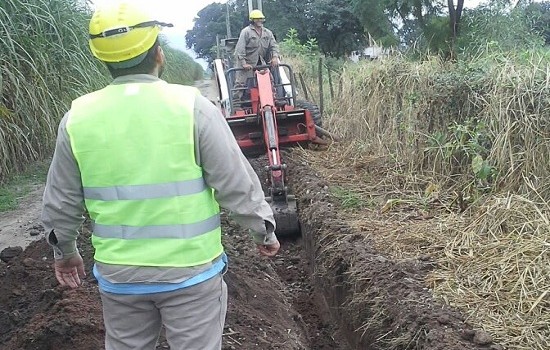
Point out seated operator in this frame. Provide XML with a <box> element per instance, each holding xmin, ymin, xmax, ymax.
<box><xmin>234</xmin><ymin>9</ymin><xmax>279</xmax><ymax>101</ymax></box>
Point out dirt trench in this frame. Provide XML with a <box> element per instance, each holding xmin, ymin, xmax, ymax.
<box><xmin>0</xmin><ymin>165</ymin><xmax>347</xmax><ymax>350</ymax></box>
<box><xmin>0</xmin><ymin>80</ymin><xmax>503</xmax><ymax>350</ymax></box>
<box><xmin>0</xmin><ymin>151</ymin><xmax>502</xmax><ymax>350</ymax></box>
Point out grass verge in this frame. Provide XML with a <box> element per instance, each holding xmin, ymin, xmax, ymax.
<box><xmin>0</xmin><ymin>161</ymin><xmax>48</xmax><ymax>212</ymax></box>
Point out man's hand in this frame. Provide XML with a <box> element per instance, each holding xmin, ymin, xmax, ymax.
<box><xmin>54</xmin><ymin>253</ymin><xmax>86</xmax><ymax>289</ymax></box>
<box><xmin>257</xmin><ymin>239</ymin><xmax>280</xmax><ymax>257</ymax></box>
<box><xmin>243</xmin><ymin>63</ymin><xmax>253</xmax><ymax>71</ymax></box>
<box><xmin>270</xmin><ymin>57</ymin><xmax>280</xmax><ymax>67</ymax></box>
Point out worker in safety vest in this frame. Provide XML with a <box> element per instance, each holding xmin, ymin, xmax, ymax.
<box><xmin>41</xmin><ymin>2</ymin><xmax>280</xmax><ymax>349</ymax></box>
<box><xmin>234</xmin><ymin>9</ymin><xmax>280</xmax><ymax>100</ymax></box>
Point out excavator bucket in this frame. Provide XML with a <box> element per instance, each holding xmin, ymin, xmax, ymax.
<box><xmin>267</xmin><ymin>195</ymin><xmax>300</xmax><ymax>236</ymax></box>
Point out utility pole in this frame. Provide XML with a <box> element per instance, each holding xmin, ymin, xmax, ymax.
<box><xmin>247</xmin><ymin>0</ymin><xmax>262</xmax><ymax>13</ymax></box>
<box><xmin>226</xmin><ymin>1</ymin><xmax>232</xmax><ymax>38</ymax></box>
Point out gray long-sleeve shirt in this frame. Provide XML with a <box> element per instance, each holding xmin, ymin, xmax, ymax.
<box><xmin>42</xmin><ymin>74</ymin><xmax>276</xmax><ymax>283</ymax></box>
<box><xmin>235</xmin><ymin>25</ymin><xmax>279</xmax><ymax>67</ymax></box>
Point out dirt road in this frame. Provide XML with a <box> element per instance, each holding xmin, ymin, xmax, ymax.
<box><xmin>0</xmin><ymin>185</ymin><xmax>43</xmax><ymax>254</ymax></box>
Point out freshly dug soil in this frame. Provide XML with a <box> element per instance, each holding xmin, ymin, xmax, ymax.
<box><xmin>0</xmin><ymin>217</ymin><xmax>345</xmax><ymax>350</ymax></box>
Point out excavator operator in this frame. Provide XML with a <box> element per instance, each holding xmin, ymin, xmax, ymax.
<box><xmin>233</xmin><ymin>10</ymin><xmax>280</xmax><ymax>101</ymax></box>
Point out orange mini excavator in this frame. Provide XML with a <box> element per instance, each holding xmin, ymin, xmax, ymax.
<box><xmin>212</xmin><ymin>1</ymin><xmax>325</xmax><ymax>236</ymax></box>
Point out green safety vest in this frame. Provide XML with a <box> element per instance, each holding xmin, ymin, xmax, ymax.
<box><xmin>66</xmin><ymin>80</ymin><xmax>223</xmax><ymax>267</ymax></box>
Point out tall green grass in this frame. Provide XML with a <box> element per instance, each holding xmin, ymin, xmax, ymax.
<box><xmin>0</xmin><ymin>0</ymin><xmax>204</xmax><ymax>184</ymax></box>
<box><xmin>0</xmin><ymin>0</ymin><xmax>106</xmax><ymax>182</ymax></box>
<box><xmin>161</xmin><ymin>39</ymin><xmax>204</xmax><ymax>85</ymax></box>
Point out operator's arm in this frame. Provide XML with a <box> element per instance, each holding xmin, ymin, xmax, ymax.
<box><xmin>42</xmin><ymin>113</ymin><xmax>86</xmax><ymax>259</ymax></box>
<box><xmin>194</xmin><ymin>95</ymin><xmax>277</xmax><ymax>245</ymax></box>
<box><xmin>235</xmin><ymin>28</ymin><xmax>249</xmax><ymax>67</ymax></box>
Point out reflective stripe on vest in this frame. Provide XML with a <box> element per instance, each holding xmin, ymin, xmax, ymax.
<box><xmin>93</xmin><ymin>213</ymin><xmax>220</xmax><ymax>239</ymax></box>
<box><xmin>83</xmin><ymin>178</ymin><xmax>207</xmax><ymax>201</ymax></box>
<box><xmin>67</xmin><ymin>81</ymin><xmax>223</xmax><ymax>267</ymax></box>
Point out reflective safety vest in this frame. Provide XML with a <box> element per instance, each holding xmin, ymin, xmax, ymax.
<box><xmin>66</xmin><ymin>81</ymin><xmax>223</xmax><ymax>267</ymax></box>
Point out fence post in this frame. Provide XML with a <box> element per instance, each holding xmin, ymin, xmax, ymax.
<box><xmin>327</xmin><ymin>66</ymin><xmax>334</xmax><ymax>101</ymax></box>
<box><xmin>299</xmin><ymin>73</ymin><xmax>309</xmax><ymax>101</ymax></box>
<box><xmin>318</xmin><ymin>56</ymin><xmax>324</xmax><ymax>118</ymax></box>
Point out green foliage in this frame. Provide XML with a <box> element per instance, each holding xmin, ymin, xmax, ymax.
<box><xmin>458</xmin><ymin>3</ymin><xmax>545</xmax><ymax>55</ymax></box>
<box><xmin>260</xmin><ymin>0</ymin><xmax>313</xmax><ymax>44</ymax></box>
<box><xmin>426</xmin><ymin>118</ymin><xmax>495</xmax><ymax>181</ymax></box>
<box><xmin>0</xmin><ymin>0</ymin><xmax>108</xmax><ymax>183</ymax></box>
<box><xmin>525</xmin><ymin>1</ymin><xmax>550</xmax><ymax>45</ymax></box>
<box><xmin>0</xmin><ymin>0</ymin><xmax>203</xmax><ymax>184</ymax></box>
<box><xmin>331</xmin><ymin>186</ymin><xmax>371</xmax><ymax>209</ymax></box>
<box><xmin>422</xmin><ymin>16</ymin><xmax>453</xmax><ymax>55</ymax></box>
<box><xmin>187</xmin><ymin>0</ymin><xmax>365</xmax><ymax>62</ymax></box>
<box><xmin>351</xmin><ymin>0</ymin><xmax>399</xmax><ymax>46</ymax></box>
<box><xmin>280</xmin><ymin>29</ymin><xmax>319</xmax><ymax>58</ymax></box>
<box><xmin>308</xmin><ymin>0</ymin><xmax>365</xmax><ymax>57</ymax></box>
<box><xmin>351</xmin><ymin>0</ymin><xmax>443</xmax><ymax>47</ymax></box>
<box><xmin>0</xmin><ymin>161</ymin><xmax>48</xmax><ymax>212</ymax></box>
<box><xmin>160</xmin><ymin>37</ymin><xmax>204</xmax><ymax>85</ymax></box>
<box><xmin>185</xmin><ymin>3</ymin><xmax>228</xmax><ymax>61</ymax></box>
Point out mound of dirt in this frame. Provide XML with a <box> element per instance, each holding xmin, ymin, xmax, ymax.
<box><xmin>0</xmin><ymin>214</ymin><xmax>344</xmax><ymax>350</ymax></box>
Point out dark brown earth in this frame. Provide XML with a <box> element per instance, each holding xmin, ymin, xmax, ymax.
<box><xmin>0</xmin><ymin>216</ymin><xmax>346</xmax><ymax>350</ymax></box>
<box><xmin>0</xmin><ymin>147</ymin><xmax>503</xmax><ymax>350</ymax></box>
<box><xmin>0</xmin><ymin>152</ymin><xmax>346</xmax><ymax>350</ymax></box>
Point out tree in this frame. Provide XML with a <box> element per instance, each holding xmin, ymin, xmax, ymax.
<box><xmin>185</xmin><ymin>0</ymin><xmax>312</xmax><ymax>62</ymax></box>
<box><xmin>351</xmin><ymin>0</ymin><xmax>400</xmax><ymax>46</ymax></box>
<box><xmin>457</xmin><ymin>1</ymin><xmax>545</xmax><ymax>53</ymax></box>
<box><xmin>186</xmin><ymin>0</ymin><xmax>369</xmax><ymax>61</ymax></box>
<box><xmin>261</xmin><ymin>0</ymin><xmax>314</xmax><ymax>43</ymax></box>
<box><xmin>448</xmin><ymin>0</ymin><xmax>465</xmax><ymax>45</ymax></box>
<box><xmin>308</xmin><ymin>0</ymin><xmax>365</xmax><ymax>56</ymax></box>
<box><xmin>525</xmin><ymin>1</ymin><xmax>550</xmax><ymax>45</ymax></box>
<box><xmin>185</xmin><ymin>3</ymin><xmax>227</xmax><ymax>61</ymax></box>
<box><xmin>351</xmin><ymin>0</ymin><xmax>443</xmax><ymax>47</ymax></box>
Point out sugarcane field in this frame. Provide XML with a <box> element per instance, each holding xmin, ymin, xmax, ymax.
<box><xmin>1</xmin><ymin>0</ymin><xmax>549</xmax><ymax>349</ymax></box>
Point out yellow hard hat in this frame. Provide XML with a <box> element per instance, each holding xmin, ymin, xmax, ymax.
<box><xmin>89</xmin><ymin>2</ymin><xmax>173</xmax><ymax>67</ymax></box>
<box><xmin>249</xmin><ymin>9</ymin><xmax>265</xmax><ymax>20</ymax></box>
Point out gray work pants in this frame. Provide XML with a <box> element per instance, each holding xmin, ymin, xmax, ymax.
<box><xmin>99</xmin><ymin>274</ymin><xmax>228</xmax><ymax>350</ymax></box>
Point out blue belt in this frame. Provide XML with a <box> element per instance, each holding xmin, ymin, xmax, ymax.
<box><xmin>93</xmin><ymin>253</ymin><xmax>228</xmax><ymax>295</ymax></box>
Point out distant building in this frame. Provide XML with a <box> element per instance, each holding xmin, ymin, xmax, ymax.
<box><xmin>349</xmin><ymin>46</ymin><xmax>389</xmax><ymax>62</ymax></box>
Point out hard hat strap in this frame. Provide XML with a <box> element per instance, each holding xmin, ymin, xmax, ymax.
<box><xmin>90</xmin><ymin>21</ymin><xmax>173</xmax><ymax>39</ymax></box>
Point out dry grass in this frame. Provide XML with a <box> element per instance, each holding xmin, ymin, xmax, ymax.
<box><xmin>293</xmin><ymin>140</ymin><xmax>550</xmax><ymax>349</ymax></box>
<box><xmin>287</xmin><ymin>48</ymin><xmax>550</xmax><ymax>347</ymax></box>
<box><xmin>292</xmin><ymin>51</ymin><xmax>550</xmax><ymax>347</ymax></box>
<box><xmin>430</xmin><ymin>195</ymin><xmax>550</xmax><ymax>349</ymax></box>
